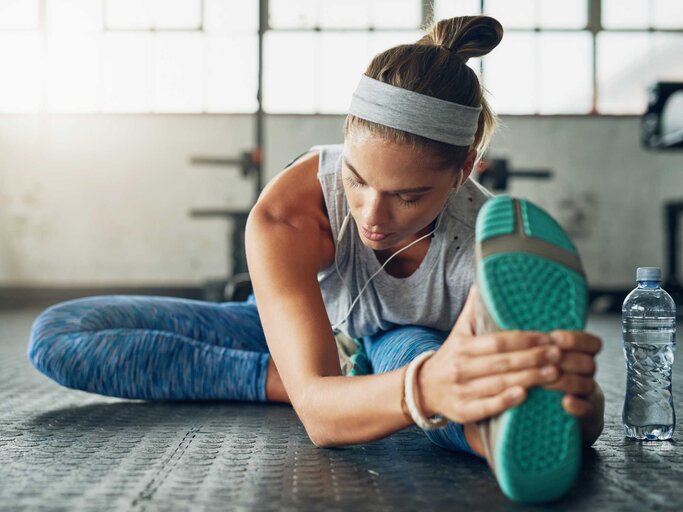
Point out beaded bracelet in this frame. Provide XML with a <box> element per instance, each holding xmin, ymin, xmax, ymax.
<box><xmin>403</xmin><ymin>350</ymin><xmax>448</xmax><ymax>430</ymax></box>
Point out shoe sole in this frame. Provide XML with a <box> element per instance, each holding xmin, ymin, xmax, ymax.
<box><xmin>475</xmin><ymin>195</ymin><xmax>588</xmax><ymax>503</ymax></box>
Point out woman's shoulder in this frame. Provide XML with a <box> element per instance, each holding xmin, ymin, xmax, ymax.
<box><xmin>256</xmin><ymin>149</ymin><xmax>324</xmax><ymax>222</ymax></box>
<box><xmin>251</xmin><ymin>148</ymin><xmax>336</xmax><ymax>268</ymax></box>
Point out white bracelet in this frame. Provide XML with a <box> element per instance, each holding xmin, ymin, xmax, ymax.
<box><xmin>404</xmin><ymin>350</ymin><xmax>448</xmax><ymax>430</ymax></box>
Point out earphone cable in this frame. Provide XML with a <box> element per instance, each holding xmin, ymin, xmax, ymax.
<box><xmin>331</xmin><ymin>211</ymin><xmax>443</xmax><ymax>331</ymax></box>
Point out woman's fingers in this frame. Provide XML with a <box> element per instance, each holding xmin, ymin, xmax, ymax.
<box><xmin>435</xmin><ymin>329</ymin><xmax>602</xmax><ymax>424</ymax></box>
<box><xmin>543</xmin><ymin>373</ymin><xmax>596</xmax><ymax>397</ymax></box>
<box><xmin>460</xmin><ymin>365</ymin><xmax>560</xmax><ymax>399</ymax></box>
<box><xmin>550</xmin><ymin>330</ymin><xmax>602</xmax><ymax>355</ymax></box>
<box><xmin>559</xmin><ymin>351</ymin><xmax>596</xmax><ymax>376</ymax></box>
<box><xmin>453</xmin><ymin>345</ymin><xmax>561</xmax><ymax>381</ymax></box>
<box><xmin>457</xmin><ymin>330</ymin><xmax>551</xmax><ymax>357</ymax></box>
<box><xmin>562</xmin><ymin>394</ymin><xmax>593</xmax><ymax>418</ymax></box>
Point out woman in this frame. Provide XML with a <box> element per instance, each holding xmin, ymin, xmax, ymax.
<box><xmin>28</xmin><ymin>16</ymin><xmax>604</xmax><ymax>504</ymax></box>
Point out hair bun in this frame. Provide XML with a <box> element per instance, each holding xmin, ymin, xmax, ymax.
<box><xmin>426</xmin><ymin>16</ymin><xmax>503</xmax><ymax>62</ymax></box>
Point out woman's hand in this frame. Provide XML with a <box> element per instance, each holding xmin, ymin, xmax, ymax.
<box><xmin>418</xmin><ymin>284</ymin><xmax>604</xmax><ymax>434</ymax></box>
<box><xmin>419</xmin><ymin>284</ymin><xmax>558</xmax><ymax>424</ymax></box>
<box><xmin>417</xmin><ymin>329</ymin><xmax>562</xmax><ymax>424</ymax></box>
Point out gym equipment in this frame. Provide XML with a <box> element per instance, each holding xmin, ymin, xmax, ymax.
<box><xmin>642</xmin><ymin>82</ymin><xmax>683</xmax><ymax>149</ymax></box>
<box><xmin>475</xmin><ymin>158</ymin><xmax>552</xmax><ymax>191</ymax></box>
<box><xmin>188</xmin><ymin>3</ymin><xmax>268</xmax><ymax>302</ymax></box>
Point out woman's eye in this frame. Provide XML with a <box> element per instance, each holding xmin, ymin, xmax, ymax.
<box><xmin>343</xmin><ymin>176</ymin><xmax>365</xmax><ymax>188</ymax></box>
<box><xmin>344</xmin><ymin>175</ymin><xmax>420</xmax><ymax>207</ymax></box>
<box><xmin>398</xmin><ymin>195</ymin><xmax>421</xmax><ymax>207</ymax></box>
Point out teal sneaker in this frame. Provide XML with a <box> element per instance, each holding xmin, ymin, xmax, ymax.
<box><xmin>473</xmin><ymin>194</ymin><xmax>588</xmax><ymax>503</ymax></box>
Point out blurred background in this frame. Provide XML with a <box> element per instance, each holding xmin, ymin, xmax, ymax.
<box><xmin>0</xmin><ymin>0</ymin><xmax>682</xmax><ymax>311</ymax></box>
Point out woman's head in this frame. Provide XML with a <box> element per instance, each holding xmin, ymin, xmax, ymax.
<box><xmin>345</xmin><ymin>15</ymin><xmax>503</xmax><ymax>170</ymax></box>
<box><xmin>342</xmin><ymin>15</ymin><xmax>503</xmax><ymax>250</ymax></box>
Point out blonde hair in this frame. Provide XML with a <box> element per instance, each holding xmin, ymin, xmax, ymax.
<box><xmin>343</xmin><ymin>15</ymin><xmax>504</xmax><ymax>170</ymax></box>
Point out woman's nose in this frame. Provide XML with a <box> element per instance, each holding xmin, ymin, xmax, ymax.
<box><xmin>360</xmin><ymin>193</ymin><xmax>388</xmax><ymax>227</ymax></box>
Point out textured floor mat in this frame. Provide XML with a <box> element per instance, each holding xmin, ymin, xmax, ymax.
<box><xmin>1</xmin><ymin>308</ymin><xmax>682</xmax><ymax>511</ymax></box>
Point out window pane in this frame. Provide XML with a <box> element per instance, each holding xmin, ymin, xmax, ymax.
<box><xmin>538</xmin><ymin>0</ymin><xmax>587</xmax><ymax>29</ymax></box>
<box><xmin>597</xmin><ymin>32</ymin><xmax>683</xmax><ymax>114</ymax></box>
<box><xmin>151</xmin><ymin>0</ymin><xmax>201</xmax><ymax>30</ymax></box>
<box><xmin>204</xmin><ymin>0</ymin><xmax>258</xmax><ymax>33</ymax></box>
<box><xmin>650</xmin><ymin>32</ymin><xmax>683</xmax><ymax>109</ymax></box>
<box><xmin>597</xmin><ymin>32</ymin><xmax>649</xmax><ymax>113</ymax></box>
<box><xmin>652</xmin><ymin>33</ymin><xmax>683</xmax><ymax>81</ymax></box>
<box><xmin>434</xmin><ymin>0</ymin><xmax>482</xmax><ymax>19</ymax></box>
<box><xmin>205</xmin><ymin>34</ymin><xmax>258</xmax><ymax>112</ymax></box>
<box><xmin>46</xmin><ymin>35</ymin><xmax>100</xmax><ymax>112</ymax></box>
<box><xmin>538</xmin><ymin>32</ymin><xmax>592</xmax><ymax>113</ymax></box>
<box><xmin>269</xmin><ymin>0</ymin><xmax>317</xmax><ymax>29</ymax></box>
<box><xmin>370</xmin><ymin>0</ymin><xmax>421</xmax><ymax>29</ymax></box>
<box><xmin>263</xmin><ymin>32</ymin><xmax>319</xmax><ymax>113</ymax></box>
<box><xmin>485</xmin><ymin>0</ymin><xmax>536</xmax><ymax>29</ymax></box>
<box><xmin>602</xmin><ymin>0</ymin><xmax>649</xmax><ymax>29</ymax></box>
<box><xmin>653</xmin><ymin>0</ymin><xmax>683</xmax><ymax>29</ymax></box>
<box><xmin>154</xmin><ymin>33</ymin><xmax>203</xmax><ymax>112</ymax></box>
<box><xmin>483</xmin><ymin>32</ymin><xmax>536</xmax><ymax>114</ymax></box>
<box><xmin>602</xmin><ymin>0</ymin><xmax>683</xmax><ymax>29</ymax></box>
<box><xmin>0</xmin><ymin>0</ymin><xmax>39</xmax><ymax>29</ymax></box>
<box><xmin>102</xmin><ymin>32</ymin><xmax>153</xmax><ymax>112</ymax></box>
<box><xmin>319</xmin><ymin>33</ymin><xmax>370</xmax><ymax>113</ymax></box>
<box><xmin>47</xmin><ymin>0</ymin><xmax>102</xmax><ymax>32</ymax></box>
<box><xmin>0</xmin><ymin>33</ymin><xmax>42</xmax><ymax>112</ymax></box>
<box><xmin>105</xmin><ymin>0</ymin><xmax>152</xmax><ymax>29</ymax></box>
<box><xmin>319</xmin><ymin>0</ymin><xmax>370</xmax><ymax>29</ymax></box>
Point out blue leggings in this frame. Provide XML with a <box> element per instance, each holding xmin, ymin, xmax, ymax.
<box><xmin>27</xmin><ymin>294</ymin><xmax>478</xmax><ymax>456</ymax></box>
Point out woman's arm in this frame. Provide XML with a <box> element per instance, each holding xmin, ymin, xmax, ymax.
<box><xmin>245</xmin><ymin>154</ymin><xmax>416</xmax><ymax>447</ymax></box>
<box><xmin>246</xmin><ymin>202</ymin><xmax>415</xmax><ymax>447</ymax></box>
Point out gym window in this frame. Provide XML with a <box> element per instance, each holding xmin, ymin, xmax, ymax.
<box><xmin>0</xmin><ymin>0</ymin><xmax>258</xmax><ymax>113</ymax></box>
<box><xmin>0</xmin><ymin>0</ymin><xmax>680</xmax><ymax>115</ymax></box>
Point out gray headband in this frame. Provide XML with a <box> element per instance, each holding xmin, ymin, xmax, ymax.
<box><xmin>348</xmin><ymin>74</ymin><xmax>482</xmax><ymax>146</ymax></box>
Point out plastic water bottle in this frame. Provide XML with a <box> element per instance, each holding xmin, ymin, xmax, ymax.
<box><xmin>622</xmin><ymin>267</ymin><xmax>676</xmax><ymax>440</ymax></box>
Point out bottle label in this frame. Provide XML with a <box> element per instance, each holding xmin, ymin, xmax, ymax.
<box><xmin>623</xmin><ymin>331</ymin><xmax>675</xmax><ymax>345</ymax></box>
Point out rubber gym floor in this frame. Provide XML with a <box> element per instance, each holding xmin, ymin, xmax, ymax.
<box><xmin>1</xmin><ymin>305</ymin><xmax>681</xmax><ymax>511</ymax></box>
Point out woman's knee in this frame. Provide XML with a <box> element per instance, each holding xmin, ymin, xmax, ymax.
<box><xmin>27</xmin><ymin>296</ymin><xmax>112</xmax><ymax>381</ymax></box>
<box><xmin>363</xmin><ymin>325</ymin><xmax>448</xmax><ymax>373</ymax></box>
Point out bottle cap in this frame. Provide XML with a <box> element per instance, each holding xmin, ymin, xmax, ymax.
<box><xmin>637</xmin><ymin>267</ymin><xmax>661</xmax><ymax>281</ymax></box>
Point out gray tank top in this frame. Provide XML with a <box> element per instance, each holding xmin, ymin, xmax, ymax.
<box><xmin>312</xmin><ymin>143</ymin><xmax>493</xmax><ymax>339</ymax></box>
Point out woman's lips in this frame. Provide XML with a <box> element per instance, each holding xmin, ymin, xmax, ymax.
<box><xmin>361</xmin><ymin>226</ymin><xmax>391</xmax><ymax>241</ymax></box>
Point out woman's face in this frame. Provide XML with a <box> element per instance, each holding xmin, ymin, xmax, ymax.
<box><xmin>342</xmin><ymin>130</ymin><xmax>475</xmax><ymax>252</ymax></box>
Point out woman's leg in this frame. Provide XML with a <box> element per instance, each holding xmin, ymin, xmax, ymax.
<box><xmin>27</xmin><ymin>294</ymin><xmax>271</xmax><ymax>402</ymax></box>
<box><xmin>362</xmin><ymin>325</ymin><xmax>484</xmax><ymax>458</ymax></box>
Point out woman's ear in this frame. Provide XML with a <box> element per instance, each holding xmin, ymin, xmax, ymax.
<box><xmin>462</xmin><ymin>149</ymin><xmax>478</xmax><ymax>180</ymax></box>
<box><xmin>454</xmin><ymin>149</ymin><xmax>478</xmax><ymax>188</ymax></box>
